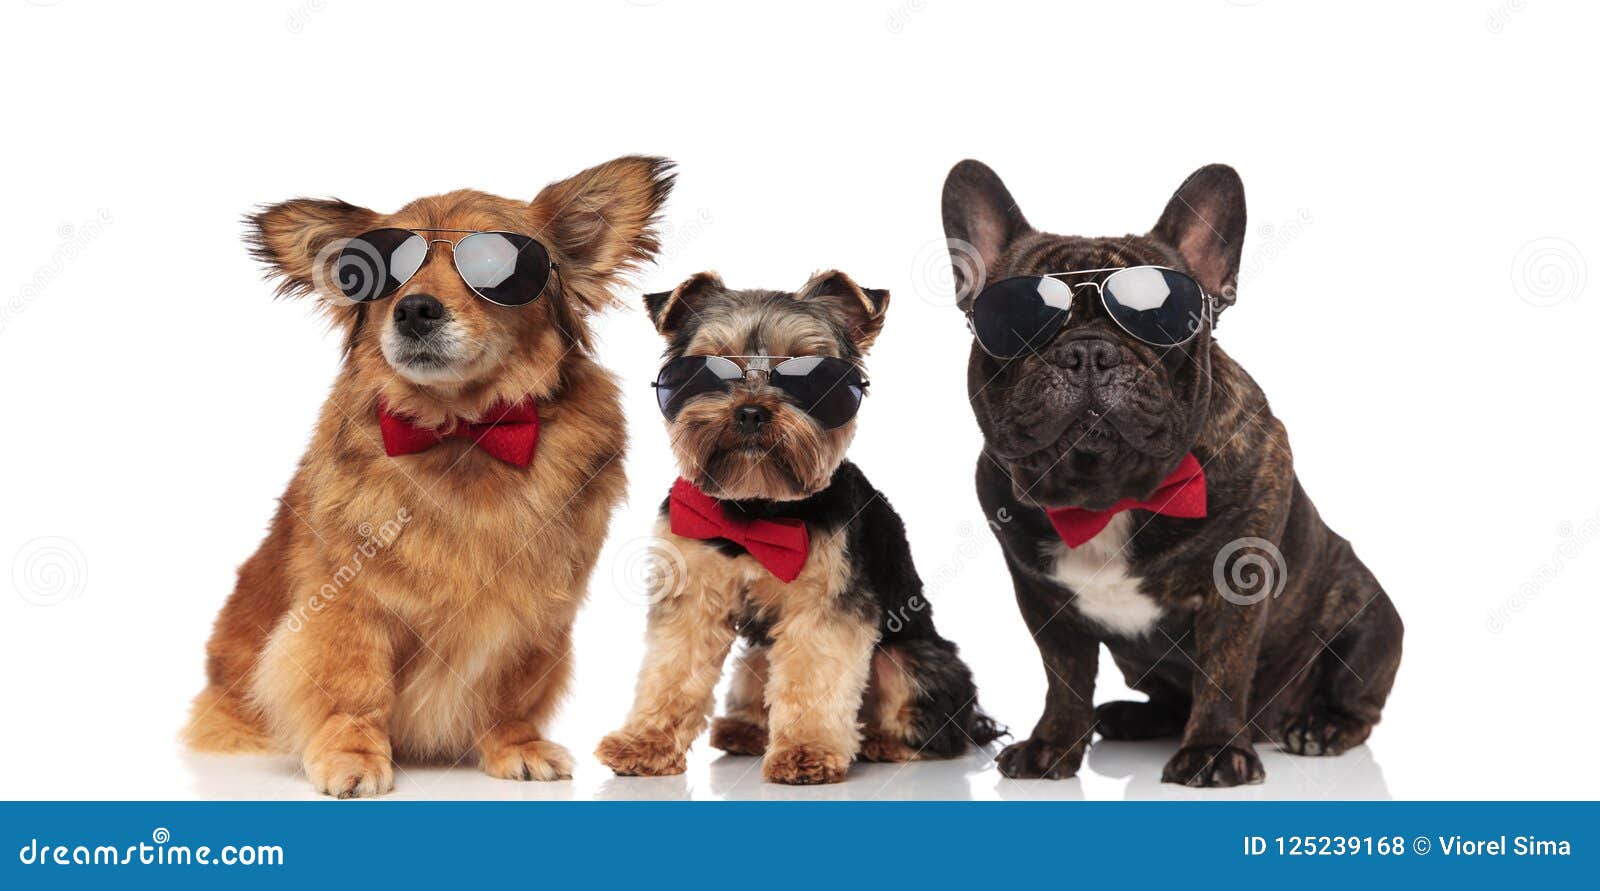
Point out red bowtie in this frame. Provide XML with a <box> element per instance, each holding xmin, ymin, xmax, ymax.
<box><xmin>378</xmin><ymin>399</ymin><xmax>540</xmax><ymax>467</ymax></box>
<box><xmin>668</xmin><ymin>478</ymin><xmax>810</xmax><ymax>583</ymax></box>
<box><xmin>1045</xmin><ymin>453</ymin><xmax>1207</xmax><ymax>547</ymax></box>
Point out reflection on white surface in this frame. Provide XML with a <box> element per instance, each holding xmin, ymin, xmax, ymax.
<box><xmin>176</xmin><ymin>739</ymin><xmax>1390</xmax><ymax>801</ymax></box>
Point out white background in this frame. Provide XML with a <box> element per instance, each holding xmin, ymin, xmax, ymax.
<box><xmin>2</xmin><ymin>0</ymin><xmax>1596</xmax><ymax>801</ymax></box>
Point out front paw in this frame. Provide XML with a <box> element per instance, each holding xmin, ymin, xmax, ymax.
<box><xmin>709</xmin><ymin>717</ymin><xmax>768</xmax><ymax>756</ymax></box>
<box><xmin>1280</xmin><ymin>711</ymin><xmax>1371</xmax><ymax>757</ymax></box>
<box><xmin>763</xmin><ymin>744</ymin><xmax>850</xmax><ymax>785</ymax></box>
<box><xmin>996</xmin><ymin>736</ymin><xmax>1085</xmax><ymax>779</ymax></box>
<box><xmin>1095</xmin><ymin>700</ymin><xmax>1186</xmax><ymax>740</ymax></box>
<box><xmin>481</xmin><ymin>739</ymin><xmax>574</xmax><ymax>781</ymax></box>
<box><xmin>1161</xmin><ymin>744</ymin><xmax>1265</xmax><ymax>787</ymax></box>
<box><xmin>596</xmin><ymin>729</ymin><xmax>687</xmax><ymax>777</ymax></box>
<box><xmin>304</xmin><ymin>748</ymin><xmax>394</xmax><ymax>798</ymax></box>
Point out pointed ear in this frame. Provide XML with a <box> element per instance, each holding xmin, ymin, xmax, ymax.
<box><xmin>645</xmin><ymin>271</ymin><xmax>724</xmax><ymax>334</ymax></box>
<box><xmin>245</xmin><ymin>198</ymin><xmax>379</xmax><ymax>302</ymax></box>
<box><xmin>941</xmin><ymin>160</ymin><xmax>1031</xmax><ymax>307</ymax></box>
<box><xmin>1150</xmin><ymin>164</ymin><xmax>1247</xmax><ymax>312</ymax></box>
<box><xmin>797</xmin><ymin>270</ymin><xmax>890</xmax><ymax>352</ymax></box>
<box><xmin>529</xmin><ymin>155</ymin><xmax>676</xmax><ymax>311</ymax></box>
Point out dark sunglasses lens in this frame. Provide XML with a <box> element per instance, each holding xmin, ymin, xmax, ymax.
<box><xmin>455</xmin><ymin>232</ymin><xmax>551</xmax><ymax>306</ymax></box>
<box><xmin>971</xmin><ymin>277</ymin><xmax>1075</xmax><ymax>357</ymax></box>
<box><xmin>336</xmin><ymin>229</ymin><xmax>425</xmax><ymax>302</ymax></box>
<box><xmin>655</xmin><ymin>356</ymin><xmax>742</xmax><ymax>419</ymax></box>
<box><xmin>771</xmin><ymin>357</ymin><xmax>866</xmax><ymax>428</ymax></box>
<box><xmin>1101</xmin><ymin>267</ymin><xmax>1207</xmax><ymax>346</ymax></box>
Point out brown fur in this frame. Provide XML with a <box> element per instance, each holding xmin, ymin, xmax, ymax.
<box><xmin>185</xmin><ymin>156</ymin><xmax>674</xmax><ymax>797</ymax></box>
<box><xmin>659</xmin><ymin>270</ymin><xmax>875</xmax><ymax>501</ymax></box>
<box><xmin>599</xmin><ymin>271</ymin><xmax>982</xmax><ymax>786</ymax></box>
<box><xmin>597</xmin><ymin>519</ymin><xmax>881</xmax><ymax>784</ymax></box>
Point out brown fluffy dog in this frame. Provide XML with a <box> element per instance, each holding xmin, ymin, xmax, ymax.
<box><xmin>185</xmin><ymin>156</ymin><xmax>674</xmax><ymax>797</ymax></box>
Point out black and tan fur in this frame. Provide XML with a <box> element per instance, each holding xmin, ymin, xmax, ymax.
<box><xmin>943</xmin><ymin>161</ymin><xmax>1403</xmax><ymax>786</ymax></box>
<box><xmin>596</xmin><ymin>271</ymin><xmax>1002</xmax><ymax>784</ymax></box>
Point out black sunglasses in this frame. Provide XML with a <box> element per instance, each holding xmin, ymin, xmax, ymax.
<box><xmin>652</xmin><ymin>355</ymin><xmax>869</xmax><ymax>430</ymax></box>
<box><xmin>334</xmin><ymin>228</ymin><xmax>557</xmax><ymax>307</ymax></box>
<box><xmin>966</xmin><ymin>266</ymin><xmax>1215</xmax><ymax>359</ymax></box>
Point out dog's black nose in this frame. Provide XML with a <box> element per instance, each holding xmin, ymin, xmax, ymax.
<box><xmin>393</xmin><ymin>294</ymin><xmax>446</xmax><ymax>338</ymax></box>
<box><xmin>734</xmin><ymin>405</ymin><xmax>771</xmax><ymax>435</ymax></box>
<box><xmin>1060</xmin><ymin>337</ymin><xmax>1122</xmax><ymax>373</ymax></box>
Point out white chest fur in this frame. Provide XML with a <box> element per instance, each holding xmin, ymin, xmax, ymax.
<box><xmin>1044</xmin><ymin>513</ymin><xmax>1162</xmax><ymax>637</ymax></box>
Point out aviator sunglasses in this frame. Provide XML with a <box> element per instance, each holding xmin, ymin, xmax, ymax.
<box><xmin>967</xmin><ymin>266</ymin><xmax>1217</xmax><ymax>359</ymax></box>
<box><xmin>653</xmin><ymin>355</ymin><xmax>869</xmax><ymax>430</ymax></box>
<box><xmin>334</xmin><ymin>228</ymin><xmax>557</xmax><ymax>307</ymax></box>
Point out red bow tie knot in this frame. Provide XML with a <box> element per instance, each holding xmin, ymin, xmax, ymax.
<box><xmin>378</xmin><ymin>399</ymin><xmax>540</xmax><ymax>467</ymax></box>
<box><xmin>668</xmin><ymin>478</ymin><xmax>810</xmax><ymax>582</ymax></box>
<box><xmin>1045</xmin><ymin>453</ymin><xmax>1208</xmax><ymax>548</ymax></box>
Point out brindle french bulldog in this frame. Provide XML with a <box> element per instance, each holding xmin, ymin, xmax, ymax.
<box><xmin>941</xmin><ymin>161</ymin><xmax>1403</xmax><ymax>786</ymax></box>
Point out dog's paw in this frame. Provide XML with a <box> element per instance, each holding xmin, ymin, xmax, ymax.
<box><xmin>858</xmin><ymin>734</ymin><xmax>921</xmax><ymax>763</ymax></box>
<box><xmin>481</xmin><ymin>739</ymin><xmax>574</xmax><ymax>781</ymax></box>
<box><xmin>596</xmin><ymin>729</ymin><xmax>687</xmax><ymax>777</ymax></box>
<box><xmin>763</xmin><ymin>744</ymin><xmax>850</xmax><ymax>785</ymax></box>
<box><xmin>1094</xmin><ymin>700</ymin><xmax>1186</xmax><ymax>740</ymax></box>
<box><xmin>996</xmin><ymin>736</ymin><xmax>1084</xmax><ymax>779</ymax></box>
<box><xmin>709</xmin><ymin>717</ymin><xmax>768</xmax><ymax>756</ymax></box>
<box><xmin>304</xmin><ymin>748</ymin><xmax>395</xmax><ymax>799</ymax></box>
<box><xmin>1280</xmin><ymin>711</ymin><xmax>1371</xmax><ymax>757</ymax></box>
<box><xmin>1161</xmin><ymin>744</ymin><xmax>1265</xmax><ymax>787</ymax></box>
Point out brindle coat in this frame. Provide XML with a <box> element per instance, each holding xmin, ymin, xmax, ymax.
<box><xmin>942</xmin><ymin>161</ymin><xmax>1402</xmax><ymax>786</ymax></box>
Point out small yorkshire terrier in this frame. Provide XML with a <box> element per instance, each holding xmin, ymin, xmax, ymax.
<box><xmin>597</xmin><ymin>270</ymin><xmax>1002</xmax><ymax>784</ymax></box>
<box><xmin>185</xmin><ymin>156</ymin><xmax>674</xmax><ymax>797</ymax></box>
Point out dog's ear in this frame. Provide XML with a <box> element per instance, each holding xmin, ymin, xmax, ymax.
<box><xmin>645</xmin><ymin>271</ymin><xmax>723</xmax><ymax>334</ymax></box>
<box><xmin>942</xmin><ymin>160</ymin><xmax>1032</xmax><ymax>308</ymax></box>
<box><xmin>529</xmin><ymin>155</ymin><xmax>676</xmax><ymax>312</ymax></box>
<box><xmin>797</xmin><ymin>270</ymin><xmax>889</xmax><ymax>352</ymax></box>
<box><xmin>246</xmin><ymin>198</ymin><xmax>379</xmax><ymax>305</ymax></box>
<box><xmin>1150</xmin><ymin>164</ymin><xmax>1247</xmax><ymax>313</ymax></box>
